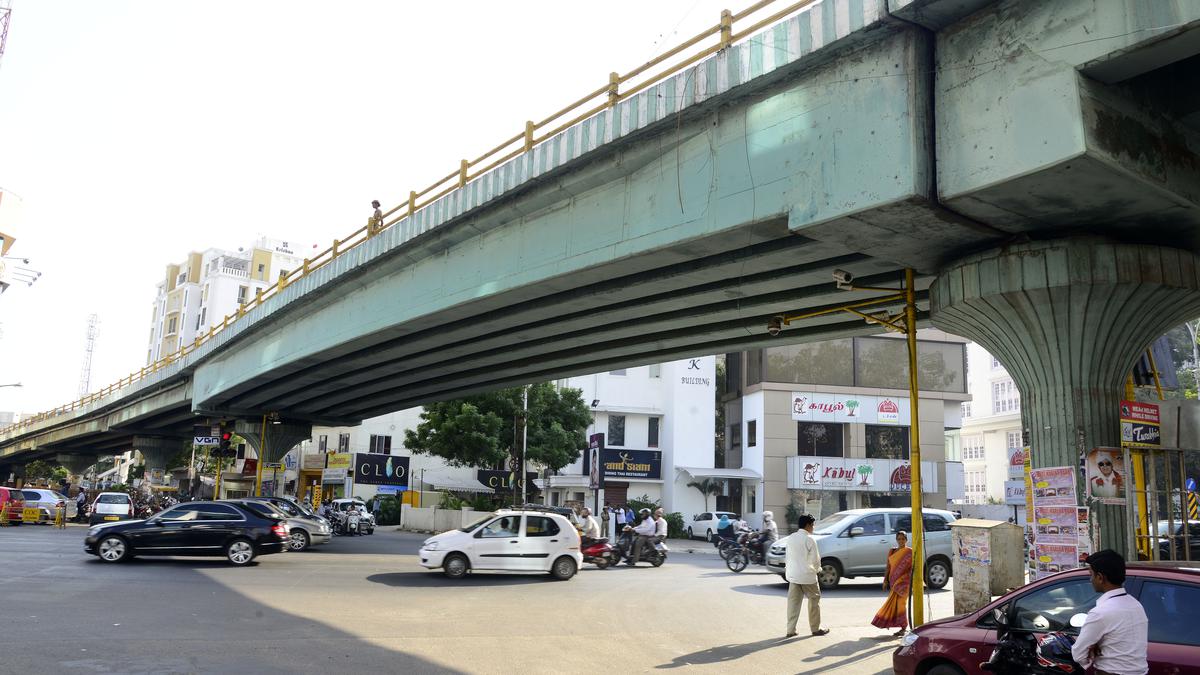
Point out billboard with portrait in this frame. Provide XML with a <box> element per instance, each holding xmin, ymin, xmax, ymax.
<box><xmin>1084</xmin><ymin>447</ymin><xmax>1125</xmax><ymax>505</ymax></box>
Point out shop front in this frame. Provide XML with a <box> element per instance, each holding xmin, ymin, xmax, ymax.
<box><xmin>786</xmin><ymin>456</ymin><xmax>939</xmax><ymax>519</ymax></box>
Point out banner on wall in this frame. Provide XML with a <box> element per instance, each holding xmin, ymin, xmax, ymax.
<box><xmin>1120</xmin><ymin>400</ymin><xmax>1160</xmax><ymax>448</ymax></box>
<box><xmin>790</xmin><ymin>392</ymin><xmax>911</xmax><ymax>425</ymax></box>
<box><xmin>786</xmin><ymin>456</ymin><xmax>937</xmax><ymax>493</ymax></box>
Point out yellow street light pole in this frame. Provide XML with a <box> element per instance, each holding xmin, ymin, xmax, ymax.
<box><xmin>254</xmin><ymin>413</ymin><xmax>268</xmax><ymax>497</ymax></box>
<box><xmin>773</xmin><ymin>267</ymin><xmax>926</xmax><ymax>625</ymax></box>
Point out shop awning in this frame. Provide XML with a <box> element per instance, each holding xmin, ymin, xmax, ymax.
<box><xmin>677</xmin><ymin>466</ymin><xmax>762</xmax><ymax>480</ymax></box>
<box><xmin>421</xmin><ymin>475</ymin><xmax>494</xmax><ymax>494</ymax></box>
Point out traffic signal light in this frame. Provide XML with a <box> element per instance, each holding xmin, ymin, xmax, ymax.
<box><xmin>217</xmin><ymin>423</ymin><xmax>234</xmax><ymax>458</ymax></box>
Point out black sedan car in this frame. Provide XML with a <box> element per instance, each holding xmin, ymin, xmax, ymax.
<box><xmin>84</xmin><ymin>500</ymin><xmax>288</xmax><ymax>566</ymax></box>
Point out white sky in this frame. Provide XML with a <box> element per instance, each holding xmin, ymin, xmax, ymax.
<box><xmin>0</xmin><ymin>0</ymin><xmax>735</xmax><ymax>414</ymax></box>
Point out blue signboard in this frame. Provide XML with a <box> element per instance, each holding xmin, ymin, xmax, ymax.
<box><xmin>375</xmin><ymin>485</ymin><xmax>407</xmax><ymax>494</ymax></box>
<box><xmin>1187</xmin><ymin>477</ymin><xmax>1197</xmax><ymax>493</ymax></box>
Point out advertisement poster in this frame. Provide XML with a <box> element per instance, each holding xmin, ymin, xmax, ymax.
<box><xmin>954</xmin><ymin>527</ymin><xmax>991</xmax><ymax>566</ymax></box>
<box><xmin>1034</xmin><ymin>543</ymin><xmax>1079</xmax><ymax>579</ymax></box>
<box><xmin>1084</xmin><ymin>447</ymin><xmax>1126</xmax><ymax>505</ymax></box>
<box><xmin>586</xmin><ymin>433</ymin><xmax>603</xmax><ymax>489</ymax></box>
<box><xmin>1030</xmin><ymin>466</ymin><xmax>1076</xmax><ymax>506</ymax></box>
<box><xmin>1120</xmin><ymin>400</ymin><xmax>1160</xmax><ymax>448</ymax></box>
<box><xmin>1076</xmin><ymin>507</ymin><xmax>1093</xmax><ymax>561</ymax></box>
<box><xmin>1033</xmin><ymin>506</ymin><xmax>1079</xmax><ymax>544</ymax></box>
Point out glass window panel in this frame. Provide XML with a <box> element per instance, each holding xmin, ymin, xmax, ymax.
<box><xmin>797</xmin><ymin>422</ymin><xmax>844</xmax><ymax>457</ymax></box>
<box><xmin>854</xmin><ymin>338</ymin><xmax>965</xmax><ymax>393</ymax></box>
<box><xmin>745</xmin><ymin>349</ymin><xmax>763</xmax><ymax>386</ymax></box>
<box><xmin>765</xmin><ymin>340</ymin><xmax>853</xmax><ymax>385</ymax></box>
<box><xmin>608</xmin><ymin>415</ymin><xmax>626</xmax><ymax>447</ymax></box>
<box><xmin>866</xmin><ymin>425</ymin><xmax>910</xmax><ymax>460</ymax></box>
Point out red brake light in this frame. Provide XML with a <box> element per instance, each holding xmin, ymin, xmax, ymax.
<box><xmin>272</xmin><ymin>523</ymin><xmax>287</xmax><ymax>538</ymax></box>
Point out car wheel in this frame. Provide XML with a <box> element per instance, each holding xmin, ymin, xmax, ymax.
<box><xmin>726</xmin><ymin>551</ymin><xmax>749</xmax><ymax>573</ymax></box>
<box><xmin>925</xmin><ymin>557</ymin><xmax>951</xmax><ymax>590</ymax></box>
<box><xmin>926</xmin><ymin>664</ymin><xmax>965</xmax><ymax>675</ymax></box>
<box><xmin>443</xmin><ymin>553</ymin><xmax>470</xmax><ymax>579</ymax></box>
<box><xmin>225</xmin><ymin>538</ymin><xmax>256</xmax><ymax>566</ymax></box>
<box><xmin>97</xmin><ymin>535</ymin><xmax>129</xmax><ymax>563</ymax></box>
<box><xmin>551</xmin><ymin>556</ymin><xmax>577</xmax><ymax>580</ymax></box>
<box><xmin>288</xmin><ymin>529</ymin><xmax>310</xmax><ymax>552</ymax></box>
<box><xmin>706</xmin><ymin>529</ymin><xmax>713</xmax><ymax>542</ymax></box>
<box><xmin>818</xmin><ymin>558</ymin><xmax>842</xmax><ymax>589</ymax></box>
<box><xmin>686</xmin><ymin>527</ymin><xmax>693</xmax><ymax>540</ymax></box>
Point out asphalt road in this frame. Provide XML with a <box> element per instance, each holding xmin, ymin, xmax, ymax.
<box><xmin>0</xmin><ymin>524</ymin><xmax>960</xmax><ymax>674</ymax></box>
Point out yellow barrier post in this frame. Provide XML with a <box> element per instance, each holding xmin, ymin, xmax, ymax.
<box><xmin>903</xmin><ymin>268</ymin><xmax>926</xmax><ymax>627</ymax></box>
<box><xmin>1</xmin><ymin>501</ymin><xmax>8</xmax><ymax>526</ymax></box>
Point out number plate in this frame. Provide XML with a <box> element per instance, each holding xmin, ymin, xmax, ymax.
<box><xmin>104</xmin><ymin>516</ymin><xmax>119</xmax><ymax>521</ymax></box>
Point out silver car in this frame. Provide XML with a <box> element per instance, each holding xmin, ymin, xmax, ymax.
<box><xmin>766</xmin><ymin>508</ymin><xmax>957</xmax><ymax>590</ymax></box>
<box><xmin>238</xmin><ymin>498</ymin><xmax>332</xmax><ymax>551</ymax></box>
<box><xmin>21</xmin><ymin>489</ymin><xmax>77</xmax><ymax>523</ymax></box>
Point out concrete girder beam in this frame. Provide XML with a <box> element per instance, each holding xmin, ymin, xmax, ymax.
<box><xmin>931</xmin><ymin>238</ymin><xmax>1200</xmax><ymax>557</ymax></box>
<box><xmin>55</xmin><ymin>454</ymin><xmax>98</xmax><ymax>476</ymax></box>
<box><xmin>935</xmin><ymin>0</ymin><xmax>1200</xmax><ymax>246</ymax></box>
<box><xmin>234</xmin><ymin>420</ymin><xmax>311</xmax><ymax>466</ymax></box>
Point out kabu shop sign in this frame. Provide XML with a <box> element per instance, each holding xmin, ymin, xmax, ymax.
<box><xmin>601</xmin><ymin>449</ymin><xmax>662</xmax><ymax>480</ymax></box>
<box><xmin>790</xmin><ymin>392</ymin><xmax>911</xmax><ymax>425</ymax></box>
<box><xmin>352</xmin><ymin>453</ymin><xmax>409</xmax><ymax>488</ymax></box>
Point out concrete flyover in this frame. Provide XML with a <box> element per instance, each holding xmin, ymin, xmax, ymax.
<box><xmin>3</xmin><ymin>0</ymin><xmax>1199</xmax><ymax>553</ymax></box>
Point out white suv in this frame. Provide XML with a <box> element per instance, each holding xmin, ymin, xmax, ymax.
<box><xmin>90</xmin><ymin>492</ymin><xmax>134</xmax><ymax>525</ymax></box>
<box><xmin>766</xmin><ymin>508</ymin><xmax>957</xmax><ymax>590</ymax></box>
<box><xmin>419</xmin><ymin>509</ymin><xmax>582</xmax><ymax>581</ymax></box>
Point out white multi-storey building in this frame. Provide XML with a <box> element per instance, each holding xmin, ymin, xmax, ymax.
<box><xmin>959</xmin><ymin>342</ymin><xmax>1024</xmax><ymax>504</ymax></box>
<box><xmin>145</xmin><ymin>237</ymin><xmax>306</xmax><ymax>364</ymax></box>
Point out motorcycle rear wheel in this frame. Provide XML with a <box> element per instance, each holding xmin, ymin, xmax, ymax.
<box><xmin>594</xmin><ymin>557</ymin><xmax>609</xmax><ymax>569</ymax></box>
<box><xmin>726</xmin><ymin>551</ymin><xmax>749</xmax><ymax>573</ymax></box>
<box><xmin>651</xmin><ymin>553</ymin><xmax>665</xmax><ymax>568</ymax></box>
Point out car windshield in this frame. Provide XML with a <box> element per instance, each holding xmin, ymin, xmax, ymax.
<box><xmin>813</xmin><ymin>512</ymin><xmax>852</xmax><ymax>534</ymax></box>
<box><xmin>22</xmin><ymin>491</ymin><xmax>42</xmax><ymax>500</ymax></box>
<box><xmin>292</xmin><ymin>500</ymin><xmax>316</xmax><ymax>516</ymax></box>
<box><xmin>271</xmin><ymin>500</ymin><xmax>300</xmax><ymax>516</ymax></box>
<box><xmin>240</xmin><ymin>501</ymin><xmax>281</xmax><ymax>519</ymax></box>
<box><xmin>98</xmin><ymin>494</ymin><xmax>130</xmax><ymax>504</ymax></box>
<box><xmin>460</xmin><ymin>513</ymin><xmax>495</xmax><ymax>533</ymax></box>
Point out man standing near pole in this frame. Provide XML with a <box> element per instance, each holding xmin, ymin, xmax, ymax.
<box><xmin>784</xmin><ymin>514</ymin><xmax>829</xmax><ymax>638</ymax></box>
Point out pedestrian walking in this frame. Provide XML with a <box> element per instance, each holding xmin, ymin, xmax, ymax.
<box><xmin>784</xmin><ymin>513</ymin><xmax>829</xmax><ymax>638</ymax></box>
<box><xmin>1071</xmin><ymin>549</ymin><xmax>1148</xmax><ymax>675</ymax></box>
<box><xmin>871</xmin><ymin>530</ymin><xmax>913</xmax><ymax>636</ymax></box>
<box><xmin>615</xmin><ymin>504</ymin><xmax>627</xmax><ymax>532</ymax></box>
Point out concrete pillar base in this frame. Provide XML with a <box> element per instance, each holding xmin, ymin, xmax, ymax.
<box><xmin>133</xmin><ymin>436</ymin><xmax>185</xmax><ymax>485</ymax></box>
<box><xmin>56</xmin><ymin>454</ymin><xmax>97</xmax><ymax>477</ymax></box>
<box><xmin>235</xmin><ymin>420</ymin><xmax>312</xmax><ymax>466</ymax></box>
<box><xmin>932</xmin><ymin>238</ymin><xmax>1200</xmax><ymax>557</ymax></box>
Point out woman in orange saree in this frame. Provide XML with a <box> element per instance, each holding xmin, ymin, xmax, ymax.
<box><xmin>872</xmin><ymin>530</ymin><xmax>912</xmax><ymax>636</ymax></box>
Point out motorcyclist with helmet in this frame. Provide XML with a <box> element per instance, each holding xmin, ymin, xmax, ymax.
<box><xmin>627</xmin><ymin>508</ymin><xmax>656</xmax><ymax>565</ymax></box>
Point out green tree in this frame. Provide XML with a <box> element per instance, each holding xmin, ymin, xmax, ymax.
<box><xmin>405</xmin><ymin>382</ymin><xmax>592</xmax><ymax>476</ymax></box>
<box><xmin>686</xmin><ymin>477</ymin><xmax>722</xmax><ymax>512</ymax></box>
<box><xmin>24</xmin><ymin>459</ymin><xmax>66</xmax><ymax>484</ymax></box>
<box><xmin>714</xmin><ymin>357</ymin><xmax>726</xmax><ymax>466</ymax></box>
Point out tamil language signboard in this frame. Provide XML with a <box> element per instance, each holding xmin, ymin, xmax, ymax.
<box><xmin>790</xmin><ymin>392</ymin><xmax>911</xmax><ymax>425</ymax></box>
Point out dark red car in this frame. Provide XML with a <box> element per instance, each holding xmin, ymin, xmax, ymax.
<box><xmin>893</xmin><ymin>564</ymin><xmax>1200</xmax><ymax>675</ymax></box>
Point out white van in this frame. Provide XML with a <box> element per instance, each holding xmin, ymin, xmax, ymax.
<box><xmin>90</xmin><ymin>492</ymin><xmax>134</xmax><ymax>525</ymax></box>
<box><xmin>419</xmin><ymin>508</ymin><xmax>582</xmax><ymax>581</ymax></box>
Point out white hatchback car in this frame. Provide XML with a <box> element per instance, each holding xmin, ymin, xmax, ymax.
<box><xmin>419</xmin><ymin>509</ymin><xmax>582</xmax><ymax>581</ymax></box>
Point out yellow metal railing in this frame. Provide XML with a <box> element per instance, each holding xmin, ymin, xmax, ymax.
<box><xmin>1</xmin><ymin>0</ymin><xmax>820</xmax><ymax>436</ymax></box>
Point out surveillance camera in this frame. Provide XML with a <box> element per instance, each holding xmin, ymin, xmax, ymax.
<box><xmin>832</xmin><ymin>269</ymin><xmax>853</xmax><ymax>284</ymax></box>
<box><xmin>767</xmin><ymin>316</ymin><xmax>784</xmax><ymax>337</ymax></box>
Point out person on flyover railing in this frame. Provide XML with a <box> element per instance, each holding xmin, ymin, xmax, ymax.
<box><xmin>368</xmin><ymin>200</ymin><xmax>384</xmax><ymax>235</ymax></box>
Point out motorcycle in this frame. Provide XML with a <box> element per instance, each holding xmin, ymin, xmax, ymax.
<box><xmin>581</xmin><ymin>537</ymin><xmax>615</xmax><ymax>569</ymax></box>
<box><xmin>719</xmin><ymin>528</ymin><xmax>759</xmax><ymax>562</ymax></box>
<box><xmin>725</xmin><ymin>534</ymin><xmax>771</xmax><ymax>572</ymax></box>
<box><xmin>980</xmin><ymin>605</ymin><xmax>1086</xmax><ymax>674</ymax></box>
<box><xmin>612</xmin><ymin>529</ymin><xmax>668</xmax><ymax>567</ymax></box>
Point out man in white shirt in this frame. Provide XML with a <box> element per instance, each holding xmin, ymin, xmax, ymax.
<box><xmin>1071</xmin><ymin>549</ymin><xmax>1148</xmax><ymax>675</ymax></box>
<box><xmin>653</xmin><ymin>508</ymin><xmax>668</xmax><ymax>542</ymax></box>
<box><xmin>784</xmin><ymin>514</ymin><xmax>830</xmax><ymax>638</ymax></box>
<box><xmin>580</xmin><ymin>507</ymin><xmax>600</xmax><ymax>541</ymax></box>
<box><xmin>629</xmin><ymin>508</ymin><xmax>656</xmax><ymax>565</ymax></box>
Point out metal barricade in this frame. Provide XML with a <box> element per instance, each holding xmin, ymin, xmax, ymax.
<box><xmin>1124</xmin><ymin>446</ymin><xmax>1200</xmax><ymax>562</ymax></box>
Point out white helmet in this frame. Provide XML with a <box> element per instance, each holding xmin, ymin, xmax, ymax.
<box><xmin>763</xmin><ymin>511</ymin><xmax>774</xmax><ymax>521</ymax></box>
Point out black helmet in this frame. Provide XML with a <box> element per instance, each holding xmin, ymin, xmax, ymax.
<box><xmin>1035</xmin><ymin>632</ymin><xmax>1079</xmax><ymax>673</ymax></box>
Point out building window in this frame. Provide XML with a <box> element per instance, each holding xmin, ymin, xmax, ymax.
<box><xmin>648</xmin><ymin>364</ymin><xmax>661</xmax><ymax>379</ymax></box>
<box><xmin>729</xmin><ymin>423</ymin><xmax>742</xmax><ymax>452</ymax></box>
<box><xmin>1006</xmin><ymin>430</ymin><xmax>1022</xmax><ymax>450</ymax></box>
<box><xmin>178</xmin><ymin>272</ymin><xmax>187</xmax><ymax>285</ymax></box>
<box><xmin>167</xmin><ymin>316</ymin><xmax>177</xmax><ymax>334</ymax></box>
<box><xmin>257</xmin><ymin>263</ymin><xmax>265</xmax><ymax>273</ymax></box>
<box><xmin>609</xmin><ymin>369</ymin><xmax>626</xmax><ymax>376</ymax></box>
<box><xmin>966</xmin><ymin>470</ymin><xmax>987</xmax><ymax>504</ymax></box>
<box><xmin>866</xmin><ymin>425</ymin><xmax>910</xmax><ymax>460</ymax></box>
<box><xmin>854</xmin><ymin>337</ymin><xmax>966</xmax><ymax>393</ymax></box>
<box><xmin>648</xmin><ymin>417</ymin><xmax>660</xmax><ymax>448</ymax></box>
<box><xmin>237</xmin><ymin>285</ymin><xmax>249</xmax><ymax>304</ymax></box>
<box><xmin>992</xmin><ymin>356</ymin><xmax>1002</xmax><ymax>370</ymax></box>
<box><xmin>200</xmin><ymin>307</ymin><xmax>207</xmax><ymax>327</ymax></box>
<box><xmin>961</xmin><ymin>402</ymin><xmax>972</xmax><ymax>419</ymax></box>
<box><xmin>318</xmin><ymin>435</ymin><xmax>328</xmax><ymax>452</ymax></box>
<box><xmin>607</xmin><ymin>415</ymin><xmax>625</xmax><ymax>446</ymax></box>
<box><xmin>766</xmin><ymin>340</ymin><xmax>853</xmax><ymax>386</ymax></box>
<box><xmin>368</xmin><ymin>434</ymin><xmax>392</xmax><ymax>454</ymax></box>
<box><xmin>747</xmin><ymin>420</ymin><xmax>757</xmax><ymax>448</ymax></box>
<box><xmin>992</xmin><ymin>379</ymin><xmax>1020</xmax><ymax>414</ymax></box>
<box><xmin>963</xmin><ymin>435</ymin><xmax>985</xmax><ymax>461</ymax></box>
<box><xmin>195</xmin><ymin>313</ymin><xmax>202</xmax><ymax>331</ymax></box>
<box><xmin>745</xmin><ymin>349</ymin><xmax>763</xmax><ymax>386</ymax></box>
<box><xmin>797</xmin><ymin>422</ymin><xmax>843</xmax><ymax>457</ymax></box>
<box><xmin>337</xmin><ymin>433</ymin><xmax>350</xmax><ymax>452</ymax></box>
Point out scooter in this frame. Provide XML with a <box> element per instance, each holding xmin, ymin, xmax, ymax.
<box><xmin>612</xmin><ymin>530</ymin><xmax>668</xmax><ymax>567</ymax></box>
<box><xmin>581</xmin><ymin>537</ymin><xmax>615</xmax><ymax>568</ymax></box>
<box><xmin>980</xmin><ymin>605</ymin><xmax>1085</xmax><ymax>674</ymax></box>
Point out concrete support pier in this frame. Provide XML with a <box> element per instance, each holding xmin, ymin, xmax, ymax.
<box><xmin>234</xmin><ymin>420</ymin><xmax>312</xmax><ymax>466</ymax></box>
<box><xmin>133</xmin><ymin>436</ymin><xmax>185</xmax><ymax>486</ymax></box>
<box><xmin>932</xmin><ymin>239</ymin><xmax>1200</xmax><ymax>556</ymax></box>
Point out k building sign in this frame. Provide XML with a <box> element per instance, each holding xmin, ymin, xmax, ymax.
<box><xmin>786</xmin><ymin>456</ymin><xmax>937</xmax><ymax>493</ymax></box>
<box><xmin>790</xmin><ymin>392</ymin><xmax>911</xmax><ymax>425</ymax></box>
